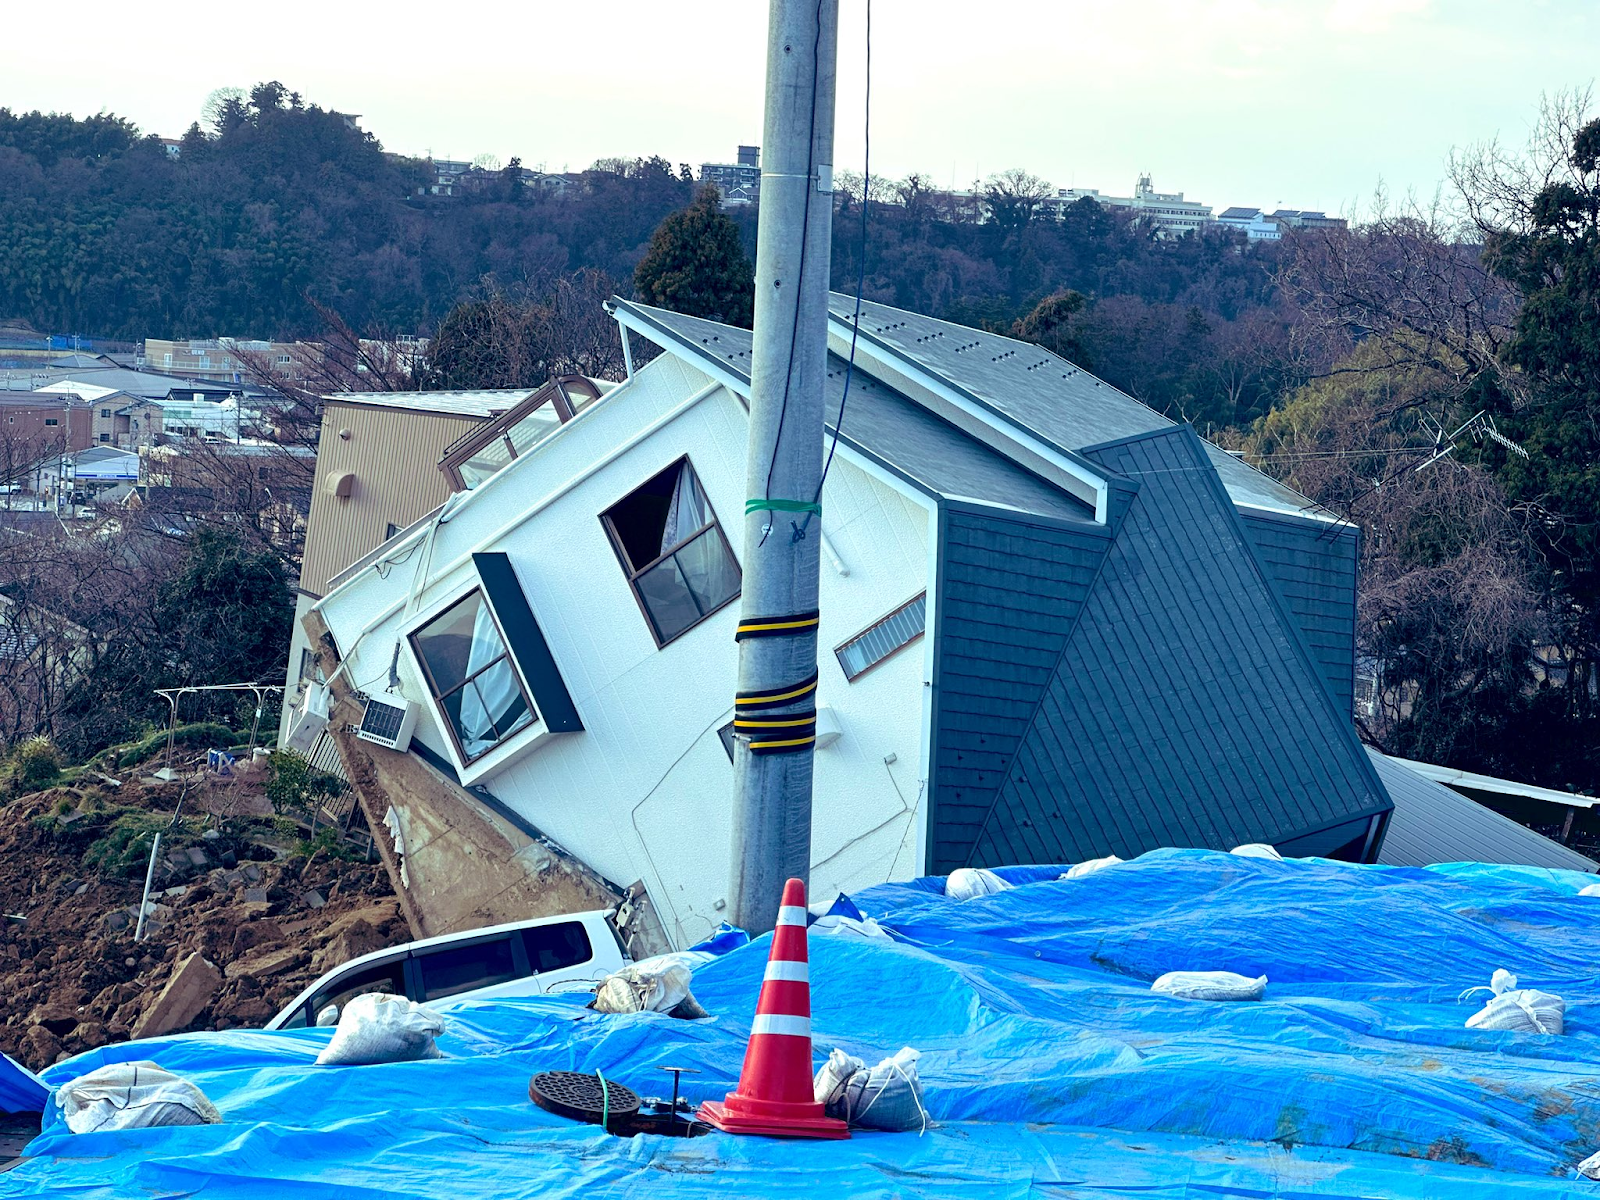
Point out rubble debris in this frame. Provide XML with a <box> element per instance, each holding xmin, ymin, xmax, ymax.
<box><xmin>0</xmin><ymin>748</ymin><xmax>409</xmax><ymax>1071</ymax></box>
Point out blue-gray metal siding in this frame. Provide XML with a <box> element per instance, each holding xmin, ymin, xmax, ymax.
<box><xmin>1239</xmin><ymin>511</ymin><xmax>1358</xmax><ymax>717</ymax></box>
<box><xmin>950</xmin><ymin>426</ymin><xmax>1389</xmax><ymax>870</ymax></box>
<box><xmin>1370</xmin><ymin>749</ymin><xmax>1597</xmax><ymax>872</ymax></box>
<box><xmin>929</xmin><ymin>502</ymin><xmax>1111</xmax><ymax>871</ymax></box>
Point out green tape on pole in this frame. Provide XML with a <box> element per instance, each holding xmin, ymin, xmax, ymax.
<box><xmin>746</xmin><ymin>498</ymin><xmax>822</xmax><ymax>516</ymax></box>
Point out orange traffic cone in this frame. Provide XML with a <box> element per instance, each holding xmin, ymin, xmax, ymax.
<box><xmin>698</xmin><ymin>878</ymin><xmax>849</xmax><ymax>1139</ymax></box>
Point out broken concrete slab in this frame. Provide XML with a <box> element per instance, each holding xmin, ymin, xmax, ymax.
<box><xmin>241</xmin><ymin>887</ymin><xmax>269</xmax><ymax>904</ymax></box>
<box><xmin>185</xmin><ymin>846</ymin><xmax>209</xmax><ymax>867</ymax></box>
<box><xmin>242</xmin><ymin>864</ymin><xmax>262</xmax><ymax>884</ymax></box>
<box><xmin>102</xmin><ymin>910</ymin><xmax>130</xmax><ymax>933</ymax></box>
<box><xmin>224</xmin><ymin>945</ymin><xmax>302</xmax><ymax>981</ymax></box>
<box><xmin>301</xmin><ymin>890</ymin><xmax>326</xmax><ymax>910</ymax></box>
<box><xmin>131</xmin><ymin>952</ymin><xmax>221</xmax><ymax>1039</ymax></box>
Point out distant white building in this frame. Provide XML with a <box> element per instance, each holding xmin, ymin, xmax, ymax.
<box><xmin>1218</xmin><ymin>207</ymin><xmax>1347</xmax><ymax>240</ymax></box>
<box><xmin>1045</xmin><ymin>174</ymin><xmax>1214</xmax><ymax>235</ymax></box>
<box><xmin>1216</xmin><ymin>206</ymin><xmax>1282</xmax><ymax>241</ymax></box>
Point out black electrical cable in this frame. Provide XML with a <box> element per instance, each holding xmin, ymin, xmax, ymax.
<box><xmin>758</xmin><ymin>0</ymin><xmax>826</xmax><ymax>548</ymax></box>
<box><xmin>796</xmin><ymin>0</ymin><xmax>870</xmax><ymax>545</ymax></box>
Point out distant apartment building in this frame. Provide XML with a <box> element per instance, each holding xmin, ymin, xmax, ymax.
<box><xmin>1045</xmin><ymin>174</ymin><xmax>1214</xmax><ymax>235</ymax></box>
<box><xmin>699</xmin><ymin>145</ymin><xmax>761</xmax><ymax>206</ymax></box>
<box><xmin>141</xmin><ymin>337</ymin><xmax>320</xmax><ymax>384</ymax></box>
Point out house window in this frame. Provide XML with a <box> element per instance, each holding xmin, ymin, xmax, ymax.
<box><xmin>836</xmin><ymin>593</ymin><xmax>927</xmax><ymax>681</ymax></box>
<box><xmin>385</xmin><ymin>523</ymin><xmax>401</xmax><ymax>539</ymax></box>
<box><xmin>44</xmin><ymin>418</ymin><xmax>58</xmax><ymax>427</ymax></box>
<box><xmin>409</xmin><ymin>589</ymin><xmax>536</xmax><ymax>762</ymax></box>
<box><xmin>100</xmin><ymin>408</ymin><xmax>111</xmax><ymax>418</ymax></box>
<box><xmin>99</xmin><ymin>433</ymin><xmax>110</xmax><ymax>443</ymax></box>
<box><xmin>601</xmin><ymin>458</ymin><xmax>740</xmax><ymax>646</ymax></box>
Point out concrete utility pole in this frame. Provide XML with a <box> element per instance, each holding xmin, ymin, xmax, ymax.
<box><xmin>728</xmin><ymin>0</ymin><xmax>839</xmax><ymax>936</ymax></box>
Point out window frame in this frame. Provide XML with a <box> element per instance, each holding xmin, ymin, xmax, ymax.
<box><xmin>834</xmin><ymin>591</ymin><xmax>928</xmax><ymax>682</ymax></box>
<box><xmin>413</xmin><ymin>930</ymin><xmax>525</xmax><ymax>1002</ymax></box>
<box><xmin>406</xmin><ymin>584</ymin><xmax>541</xmax><ymax>768</ymax></box>
<box><xmin>600</xmin><ymin>454</ymin><xmax>741</xmax><ymax>648</ymax></box>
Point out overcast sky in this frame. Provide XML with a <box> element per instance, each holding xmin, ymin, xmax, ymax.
<box><xmin>5</xmin><ymin>0</ymin><xmax>1594</xmax><ymax>214</ymax></box>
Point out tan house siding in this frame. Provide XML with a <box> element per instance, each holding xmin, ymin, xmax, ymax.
<box><xmin>300</xmin><ymin>401</ymin><xmax>485</xmax><ymax>596</ymax></box>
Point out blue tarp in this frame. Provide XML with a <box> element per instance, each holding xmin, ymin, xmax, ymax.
<box><xmin>0</xmin><ymin>1054</ymin><xmax>46</xmax><ymax>1115</ymax></box>
<box><xmin>5</xmin><ymin>849</ymin><xmax>1600</xmax><ymax>1197</ymax></box>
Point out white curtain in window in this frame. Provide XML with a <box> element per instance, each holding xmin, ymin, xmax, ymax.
<box><xmin>659</xmin><ymin>465</ymin><xmax>711</xmax><ymax>553</ymax></box>
<box><xmin>457</xmin><ymin>601</ymin><xmax>520</xmax><ymax>757</ymax></box>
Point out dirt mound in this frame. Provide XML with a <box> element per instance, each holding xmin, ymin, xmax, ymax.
<box><xmin>0</xmin><ymin>758</ymin><xmax>407</xmax><ymax>1071</ymax></box>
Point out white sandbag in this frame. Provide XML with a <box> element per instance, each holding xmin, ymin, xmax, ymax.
<box><xmin>1579</xmin><ymin>883</ymin><xmax>1600</xmax><ymax>897</ymax></box>
<box><xmin>945</xmin><ymin>867</ymin><xmax>1011</xmax><ymax>900</ymax></box>
<box><xmin>1230</xmin><ymin>844</ymin><xmax>1283</xmax><ymax>860</ymax></box>
<box><xmin>1578</xmin><ymin>1149</ymin><xmax>1600</xmax><ymax>1180</ymax></box>
<box><xmin>810</xmin><ymin>914</ymin><xmax>892</xmax><ymax>940</ymax></box>
<box><xmin>1461</xmin><ymin>969</ymin><xmax>1564</xmax><ymax>1034</ymax></box>
<box><xmin>815</xmin><ymin>1046</ymin><xmax>928</xmax><ymax>1133</ymax></box>
<box><xmin>592</xmin><ymin>959</ymin><xmax>709</xmax><ymax>1018</ymax></box>
<box><xmin>1060</xmin><ymin>855</ymin><xmax>1123</xmax><ymax>880</ymax></box>
<box><xmin>1151</xmin><ymin>971</ymin><xmax>1268</xmax><ymax>1001</ymax></box>
<box><xmin>316</xmin><ymin>992</ymin><xmax>446</xmax><ymax>1066</ymax></box>
<box><xmin>842</xmin><ymin>1047</ymin><xmax>928</xmax><ymax>1133</ymax></box>
<box><xmin>57</xmin><ymin>1061</ymin><xmax>221</xmax><ymax>1133</ymax></box>
<box><xmin>813</xmin><ymin>1047</ymin><xmax>866</xmax><ymax>1110</ymax></box>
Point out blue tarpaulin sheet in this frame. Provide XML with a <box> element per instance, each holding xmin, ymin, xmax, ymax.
<box><xmin>5</xmin><ymin>849</ymin><xmax>1600</xmax><ymax>1197</ymax></box>
<box><xmin>0</xmin><ymin>1054</ymin><xmax>45</xmax><ymax>1115</ymax></box>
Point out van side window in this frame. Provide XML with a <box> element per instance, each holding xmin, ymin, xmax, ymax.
<box><xmin>522</xmin><ymin>922</ymin><xmax>592</xmax><ymax>973</ymax></box>
<box><xmin>308</xmin><ymin>959</ymin><xmax>407</xmax><ymax>1024</ymax></box>
<box><xmin>417</xmin><ymin>935</ymin><xmax>519</xmax><ymax>1001</ymax></box>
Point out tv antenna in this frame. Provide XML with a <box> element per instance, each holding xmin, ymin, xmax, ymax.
<box><xmin>1414</xmin><ymin>410</ymin><xmax>1529</xmax><ymax>473</ymax></box>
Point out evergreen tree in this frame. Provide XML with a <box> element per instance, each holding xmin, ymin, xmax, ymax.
<box><xmin>1481</xmin><ymin>116</ymin><xmax>1600</xmax><ymax>713</ymax></box>
<box><xmin>632</xmin><ymin>185</ymin><xmax>755</xmax><ymax>327</ymax></box>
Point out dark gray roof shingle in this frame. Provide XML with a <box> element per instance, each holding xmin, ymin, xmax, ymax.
<box><xmin>612</xmin><ymin>300</ymin><xmax>1092</xmax><ymax>521</ymax></box>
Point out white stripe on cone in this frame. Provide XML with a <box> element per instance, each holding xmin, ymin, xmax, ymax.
<box><xmin>751</xmin><ymin>1013</ymin><xmax>812</xmax><ymax>1038</ymax></box>
<box><xmin>776</xmin><ymin>904</ymin><xmax>808</xmax><ymax>927</ymax></box>
<box><xmin>763</xmin><ymin>959</ymin><xmax>809</xmax><ymax>983</ymax></box>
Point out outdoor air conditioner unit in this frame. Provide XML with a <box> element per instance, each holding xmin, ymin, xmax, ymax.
<box><xmin>355</xmin><ymin>695</ymin><xmax>419</xmax><ymax>752</ymax></box>
<box><xmin>284</xmin><ymin>684</ymin><xmax>330</xmax><ymax>754</ymax></box>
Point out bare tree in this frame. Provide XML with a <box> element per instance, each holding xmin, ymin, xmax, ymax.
<box><xmin>1451</xmin><ymin>87</ymin><xmax>1595</xmax><ymax>237</ymax></box>
<box><xmin>1240</xmin><ymin>345</ymin><xmax>1544</xmax><ymax>758</ymax></box>
<box><xmin>1279</xmin><ymin>190</ymin><xmax>1520</xmax><ymax>417</ymax></box>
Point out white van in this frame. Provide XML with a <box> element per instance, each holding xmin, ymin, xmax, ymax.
<box><xmin>265</xmin><ymin>910</ymin><xmax>627</xmax><ymax>1030</ymax></box>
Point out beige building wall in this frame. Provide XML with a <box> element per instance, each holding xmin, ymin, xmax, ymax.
<box><xmin>300</xmin><ymin>400</ymin><xmax>486</xmax><ymax>597</ymax></box>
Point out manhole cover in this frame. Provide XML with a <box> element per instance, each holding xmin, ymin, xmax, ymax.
<box><xmin>530</xmin><ymin>1071</ymin><xmax>642</xmax><ymax>1127</ymax></box>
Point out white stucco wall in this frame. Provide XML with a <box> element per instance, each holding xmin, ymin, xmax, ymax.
<box><xmin>315</xmin><ymin>351</ymin><xmax>934</xmax><ymax>946</ymax></box>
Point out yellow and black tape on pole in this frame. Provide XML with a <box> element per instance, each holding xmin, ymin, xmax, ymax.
<box><xmin>734</xmin><ymin>663</ymin><xmax>819</xmax><ymax>755</ymax></box>
<box><xmin>734</xmin><ymin>609</ymin><xmax>820</xmax><ymax>642</ymax></box>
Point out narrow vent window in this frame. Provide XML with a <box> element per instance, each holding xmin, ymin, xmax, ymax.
<box><xmin>836</xmin><ymin>593</ymin><xmax>926</xmax><ymax>681</ymax></box>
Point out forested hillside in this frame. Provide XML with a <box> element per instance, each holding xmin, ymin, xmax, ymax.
<box><xmin>0</xmin><ymin>84</ymin><xmax>1302</xmax><ymax>432</ymax></box>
